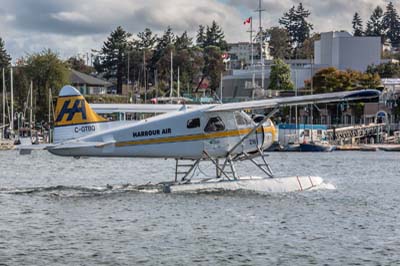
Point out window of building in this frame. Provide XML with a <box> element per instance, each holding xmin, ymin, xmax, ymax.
<box><xmin>204</xmin><ymin>117</ymin><xmax>225</xmax><ymax>132</ymax></box>
<box><xmin>187</xmin><ymin>118</ymin><xmax>200</xmax><ymax>129</ymax></box>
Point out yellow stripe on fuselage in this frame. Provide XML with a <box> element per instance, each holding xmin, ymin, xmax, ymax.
<box><xmin>115</xmin><ymin>126</ymin><xmax>276</xmax><ymax>148</ymax></box>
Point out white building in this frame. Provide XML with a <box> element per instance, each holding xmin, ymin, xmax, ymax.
<box><xmin>221</xmin><ymin>31</ymin><xmax>383</xmax><ymax>101</ymax></box>
<box><xmin>314</xmin><ymin>31</ymin><xmax>381</xmax><ymax>71</ymax></box>
<box><xmin>227</xmin><ymin>42</ymin><xmax>272</xmax><ymax>69</ymax></box>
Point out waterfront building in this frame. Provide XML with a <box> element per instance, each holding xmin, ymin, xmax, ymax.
<box><xmin>221</xmin><ymin>31</ymin><xmax>383</xmax><ymax>102</ymax></box>
<box><xmin>314</xmin><ymin>31</ymin><xmax>381</xmax><ymax>71</ymax></box>
<box><xmin>70</xmin><ymin>69</ymin><xmax>112</xmax><ymax>95</ymax></box>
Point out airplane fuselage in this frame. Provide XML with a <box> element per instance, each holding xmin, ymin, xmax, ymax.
<box><xmin>49</xmin><ymin>107</ymin><xmax>276</xmax><ymax>159</ymax></box>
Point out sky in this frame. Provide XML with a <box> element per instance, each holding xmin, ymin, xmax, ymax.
<box><xmin>0</xmin><ymin>0</ymin><xmax>395</xmax><ymax>61</ymax></box>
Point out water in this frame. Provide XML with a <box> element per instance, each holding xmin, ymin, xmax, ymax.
<box><xmin>0</xmin><ymin>150</ymin><xmax>399</xmax><ymax>265</ymax></box>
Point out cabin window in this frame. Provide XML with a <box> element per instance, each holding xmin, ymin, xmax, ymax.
<box><xmin>234</xmin><ymin>112</ymin><xmax>252</xmax><ymax>126</ymax></box>
<box><xmin>204</xmin><ymin>117</ymin><xmax>225</xmax><ymax>132</ymax></box>
<box><xmin>304</xmin><ymin>130</ymin><xmax>310</xmax><ymax>137</ymax></box>
<box><xmin>187</xmin><ymin>118</ymin><xmax>200</xmax><ymax>129</ymax></box>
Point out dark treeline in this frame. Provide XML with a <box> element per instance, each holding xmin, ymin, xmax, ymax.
<box><xmin>93</xmin><ymin>21</ymin><xmax>227</xmax><ymax>94</ymax></box>
<box><xmin>352</xmin><ymin>1</ymin><xmax>400</xmax><ymax>46</ymax></box>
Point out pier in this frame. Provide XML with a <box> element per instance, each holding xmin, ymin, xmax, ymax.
<box><xmin>327</xmin><ymin>123</ymin><xmax>387</xmax><ymax>145</ymax></box>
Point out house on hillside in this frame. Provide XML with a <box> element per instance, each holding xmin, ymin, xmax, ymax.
<box><xmin>70</xmin><ymin>69</ymin><xmax>112</xmax><ymax>95</ymax></box>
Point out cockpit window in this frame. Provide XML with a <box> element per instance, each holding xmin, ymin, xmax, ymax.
<box><xmin>187</xmin><ymin>118</ymin><xmax>200</xmax><ymax>129</ymax></box>
<box><xmin>204</xmin><ymin>117</ymin><xmax>225</xmax><ymax>132</ymax></box>
<box><xmin>234</xmin><ymin>111</ymin><xmax>252</xmax><ymax>126</ymax></box>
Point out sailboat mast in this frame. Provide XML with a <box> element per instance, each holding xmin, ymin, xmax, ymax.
<box><xmin>170</xmin><ymin>51</ymin><xmax>173</xmax><ymax>100</ymax></box>
<box><xmin>2</xmin><ymin>68</ymin><xmax>5</xmax><ymax>138</ymax></box>
<box><xmin>177</xmin><ymin>67</ymin><xmax>180</xmax><ymax>98</ymax></box>
<box><xmin>10</xmin><ymin>67</ymin><xmax>13</xmax><ymax>134</ymax></box>
<box><xmin>310</xmin><ymin>57</ymin><xmax>314</xmax><ymax>142</ymax></box>
<box><xmin>30</xmin><ymin>80</ymin><xmax>33</xmax><ymax>130</ymax></box>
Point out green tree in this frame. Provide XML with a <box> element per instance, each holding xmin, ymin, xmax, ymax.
<box><xmin>297</xmin><ymin>33</ymin><xmax>320</xmax><ymax>59</ymax></box>
<box><xmin>196</xmin><ymin>25</ymin><xmax>206</xmax><ymax>47</ymax></box>
<box><xmin>308</xmin><ymin>67</ymin><xmax>381</xmax><ymax>93</ymax></box>
<box><xmin>66</xmin><ymin>56</ymin><xmax>94</xmax><ymax>74</ymax></box>
<box><xmin>366</xmin><ymin>62</ymin><xmax>400</xmax><ymax>78</ymax></box>
<box><xmin>383</xmin><ymin>2</ymin><xmax>400</xmax><ymax>47</ymax></box>
<box><xmin>136</xmin><ymin>28</ymin><xmax>157</xmax><ymax>50</ymax></box>
<box><xmin>94</xmin><ymin>26</ymin><xmax>131</xmax><ymax>94</ymax></box>
<box><xmin>352</xmin><ymin>12</ymin><xmax>364</xmax><ymax>36</ymax></box>
<box><xmin>175</xmin><ymin>31</ymin><xmax>193</xmax><ymax>50</ymax></box>
<box><xmin>204</xmin><ymin>21</ymin><xmax>228</xmax><ymax>51</ymax></box>
<box><xmin>267</xmin><ymin>27</ymin><xmax>291</xmax><ymax>59</ymax></box>
<box><xmin>202</xmin><ymin>46</ymin><xmax>225</xmax><ymax>91</ymax></box>
<box><xmin>268</xmin><ymin>59</ymin><xmax>294</xmax><ymax>90</ymax></box>
<box><xmin>23</xmin><ymin>49</ymin><xmax>69</xmax><ymax>122</ymax></box>
<box><xmin>365</xmin><ymin>6</ymin><xmax>385</xmax><ymax>43</ymax></box>
<box><xmin>279</xmin><ymin>3</ymin><xmax>313</xmax><ymax>58</ymax></box>
<box><xmin>0</xmin><ymin>37</ymin><xmax>11</xmax><ymax>69</ymax></box>
<box><xmin>0</xmin><ymin>37</ymin><xmax>11</xmax><ymax>110</ymax></box>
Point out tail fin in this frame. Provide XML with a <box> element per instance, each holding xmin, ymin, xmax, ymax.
<box><xmin>54</xmin><ymin>86</ymin><xmax>107</xmax><ymax>143</ymax></box>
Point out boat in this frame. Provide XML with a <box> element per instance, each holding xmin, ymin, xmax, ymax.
<box><xmin>379</xmin><ymin>145</ymin><xmax>400</xmax><ymax>152</ymax></box>
<box><xmin>299</xmin><ymin>142</ymin><xmax>336</xmax><ymax>152</ymax></box>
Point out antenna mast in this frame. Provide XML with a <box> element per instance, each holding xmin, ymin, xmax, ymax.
<box><xmin>255</xmin><ymin>0</ymin><xmax>266</xmax><ymax>90</ymax></box>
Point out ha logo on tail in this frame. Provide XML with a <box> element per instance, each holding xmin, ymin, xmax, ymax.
<box><xmin>53</xmin><ymin>86</ymin><xmax>108</xmax><ymax>143</ymax></box>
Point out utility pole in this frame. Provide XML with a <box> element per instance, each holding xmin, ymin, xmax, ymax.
<box><xmin>256</xmin><ymin>0</ymin><xmax>265</xmax><ymax>90</ymax></box>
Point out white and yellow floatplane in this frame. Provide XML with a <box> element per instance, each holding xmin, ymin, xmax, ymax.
<box><xmin>21</xmin><ymin>86</ymin><xmax>380</xmax><ymax>193</ymax></box>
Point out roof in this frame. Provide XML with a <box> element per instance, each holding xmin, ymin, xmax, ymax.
<box><xmin>70</xmin><ymin>69</ymin><xmax>112</xmax><ymax>87</ymax></box>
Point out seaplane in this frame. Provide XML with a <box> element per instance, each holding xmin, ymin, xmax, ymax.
<box><xmin>22</xmin><ymin>85</ymin><xmax>380</xmax><ymax>193</ymax></box>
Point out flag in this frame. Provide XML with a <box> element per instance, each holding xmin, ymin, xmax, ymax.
<box><xmin>243</xmin><ymin>17</ymin><xmax>251</xmax><ymax>25</ymax></box>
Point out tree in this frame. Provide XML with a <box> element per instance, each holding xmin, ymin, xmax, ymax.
<box><xmin>267</xmin><ymin>27</ymin><xmax>291</xmax><ymax>59</ymax></box>
<box><xmin>279</xmin><ymin>3</ymin><xmax>313</xmax><ymax>58</ymax></box>
<box><xmin>196</xmin><ymin>25</ymin><xmax>206</xmax><ymax>47</ymax></box>
<box><xmin>352</xmin><ymin>12</ymin><xmax>364</xmax><ymax>36</ymax></box>
<box><xmin>202</xmin><ymin>46</ymin><xmax>225</xmax><ymax>91</ymax></box>
<box><xmin>367</xmin><ymin>62</ymin><xmax>400</xmax><ymax>78</ymax></box>
<box><xmin>297</xmin><ymin>33</ymin><xmax>320</xmax><ymax>59</ymax></box>
<box><xmin>308</xmin><ymin>67</ymin><xmax>381</xmax><ymax>93</ymax></box>
<box><xmin>66</xmin><ymin>56</ymin><xmax>94</xmax><ymax>74</ymax></box>
<box><xmin>23</xmin><ymin>49</ymin><xmax>69</xmax><ymax>122</ymax></box>
<box><xmin>136</xmin><ymin>28</ymin><xmax>157</xmax><ymax>50</ymax></box>
<box><xmin>365</xmin><ymin>6</ymin><xmax>385</xmax><ymax>43</ymax></box>
<box><xmin>0</xmin><ymin>37</ymin><xmax>11</xmax><ymax>107</ymax></box>
<box><xmin>195</xmin><ymin>22</ymin><xmax>228</xmax><ymax>92</ymax></box>
<box><xmin>268</xmin><ymin>59</ymin><xmax>294</xmax><ymax>90</ymax></box>
<box><xmin>0</xmin><ymin>37</ymin><xmax>11</xmax><ymax>69</ymax></box>
<box><xmin>383</xmin><ymin>2</ymin><xmax>400</xmax><ymax>47</ymax></box>
<box><xmin>94</xmin><ymin>26</ymin><xmax>131</xmax><ymax>94</ymax></box>
<box><xmin>204</xmin><ymin>21</ymin><xmax>228</xmax><ymax>51</ymax></box>
<box><xmin>175</xmin><ymin>31</ymin><xmax>193</xmax><ymax>50</ymax></box>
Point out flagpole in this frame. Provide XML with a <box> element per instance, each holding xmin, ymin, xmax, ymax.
<box><xmin>250</xmin><ymin>17</ymin><xmax>254</xmax><ymax>68</ymax></box>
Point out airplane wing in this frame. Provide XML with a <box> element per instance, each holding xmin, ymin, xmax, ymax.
<box><xmin>207</xmin><ymin>89</ymin><xmax>380</xmax><ymax>112</ymax></box>
<box><xmin>91</xmin><ymin>103</ymin><xmax>198</xmax><ymax>114</ymax></box>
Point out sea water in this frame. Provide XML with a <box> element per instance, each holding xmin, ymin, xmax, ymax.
<box><xmin>0</xmin><ymin>150</ymin><xmax>399</xmax><ymax>265</ymax></box>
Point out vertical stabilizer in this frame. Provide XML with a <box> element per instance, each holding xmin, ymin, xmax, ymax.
<box><xmin>53</xmin><ymin>86</ymin><xmax>107</xmax><ymax>143</ymax></box>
